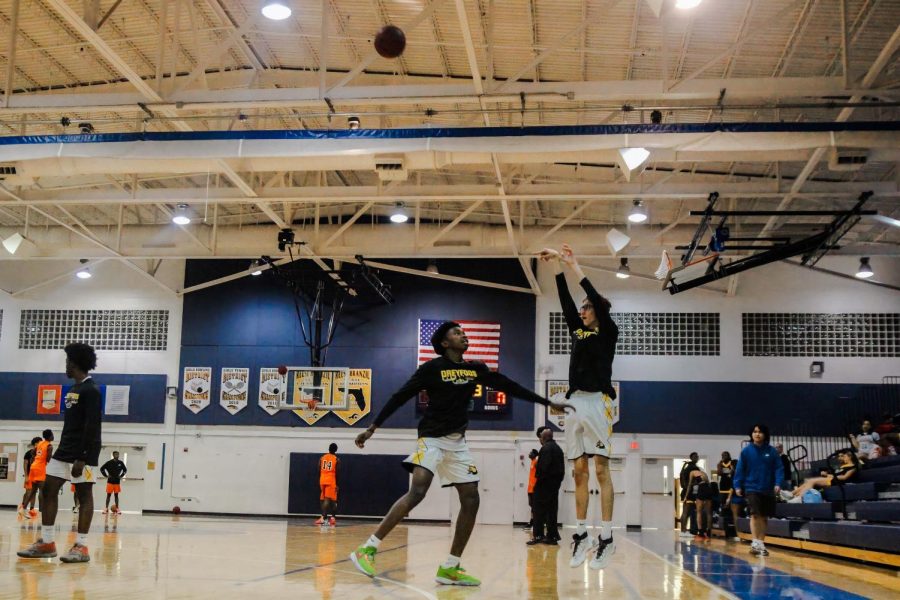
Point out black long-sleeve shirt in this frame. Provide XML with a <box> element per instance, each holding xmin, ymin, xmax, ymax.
<box><xmin>536</xmin><ymin>439</ymin><xmax>565</xmax><ymax>485</ymax></box>
<box><xmin>101</xmin><ymin>459</ymin><xmax>127</xmax><ymax>484</ymax></box>
<box><xmin>372</xmin><ymin>356</ymin><xmax>548</xmax><ymax>438</ymax></box>
<box><xmin>53</xmin><ymin>377</ymin><xmax>102</xmax><ymax>465</ymax></box>
<box><xmin>556</xmin><ymin>272</ymin><xmax>618</xmax><ymax>398</ymax></box>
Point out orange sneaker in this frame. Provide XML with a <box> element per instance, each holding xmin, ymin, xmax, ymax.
<box><xmin>60</xmin><ymin>544</ymin><xmax>90</xmax><ymax>563</ymax></box>
<box><xmin>328</xmin><ymin>517</ymin><xmax>336</xmax><ymax>526</ymax></box>
<box><xmin>314</xmin><ymin>517</ymin><xmax>325</xmax><ymax>525</ymax></box>
<box><xmin>17</xmin><ymin>540</ymin><xmax>57</xmax><ymax>558</ymax></box>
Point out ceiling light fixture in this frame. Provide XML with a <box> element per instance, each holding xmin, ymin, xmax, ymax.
<box><xmin>855</xmin><ymin>257</ymin><xmax>874</xmax><ymax>279</ymax></box>
<box><xmin>249</xmin><ymin>259</ymin><xmax>263</xmax><ymax>276</ymax></box>
<box><xmin>390</xmin><ymin>202</ymin><xmax>409</xmax><ymax>223</ymax></box>
<box><xmin>616</xmin><ymin>257</ymin><xmax>631</xmax><ymax>279</ymax></box>
<box><xmin>676</xmin><ymin>0</ymin><xmax>703</xmax><ymax>9</ymax></box>
<box><xmin>348</xmin><ymin>116</ymin><xmax>360</xmax><ymax>130</ymax></box>
<box><xmin>616</xmin><ymin>147</ymin><xmax>651</xmax><ymax>181</ymax></box>
<box><xmin>261</xmin><ymin>1</ymin><xmax>291</xmax><ymax>20</ymax></box>
<box><xmin>76</xmin><ymin>258</ymin><xmax>92</xmax><ymax>279</ymax></box>
<box><xmin>426</xmin><ymin>260</ymin><xmax>439</xmax><ymax>274</ymax></box>
<box><xmin>172</xmin><ymin>203</ymin><xmax>191</xmax><ymax>225</ymax></box>
<box><xmin>627</xmin><ymin>199</ymin><xmax>648</xmax><ymax>224</ymax></box>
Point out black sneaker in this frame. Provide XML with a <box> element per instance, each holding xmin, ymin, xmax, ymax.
<box><xmin>589</xmin><ymin>535</ymin><xmax>616</xmax><ymax>570</ymax></box>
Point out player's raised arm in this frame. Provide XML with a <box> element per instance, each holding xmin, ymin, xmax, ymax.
<box><xmin>475</xmin><ymin>366</ymin><xmax>574</xmax><ymax>414</ymax></box>
<box><xmin>541</xmin><ymin>247</ymin><xmax>582</xmax><ymax>332</ymax></box>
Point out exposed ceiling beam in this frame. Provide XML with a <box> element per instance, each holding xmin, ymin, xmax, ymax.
<box><xmin>12</xmin><ymin>258</ymin><xmax>110</xmax><ymax>296</ymax></box>
<box><xmin>0</xmin><ymin>76</ymin><xmax>871</xmax><ymax>115</ymax></box>
<box><xmin>363</xmin><ymin>260</ymin><xmax>535</xmax><ymax>295</ymax></box>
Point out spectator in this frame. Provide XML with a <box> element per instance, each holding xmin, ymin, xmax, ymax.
<box><xmin>733</xmin><ymin>424</ymin><xmax>783</xmax><ymax>557</ymax></box>
<box><xmin>775</xmin><ymin>443</ymin><xmax>793</xmax><ymax>489</ymax></box>
<box><xmin>525</xmin><ymin>426</ymin><xmax>548</xmax><ymax>530</ymax></box>
<box><xmin>717</xmin><ymin>451</ymin><xmax>741</xmax><ymax>534</ymax></box>
<box><xmin>689</xmin><ymin>466</ymin><xmax>712</xmax><ymax>541</ymax></box>
<box><xmin>873</xmin><ymin>413</ymin><xmax>899</xmax><ymax>456</ymax></box>
<box><xmin>780</xmin><ymin>450</ymin><xmax>857</xmax><ymax>503</ymax></box>
<box><xmin>528</xmin><ymin>428</ymin><xmax>565</xmax><ymax>546</ymax></box>
<box><xmin>678</xmin><ymin>452</ymin><xmax>699</xmax><ymax>538</ymax></box>
<box><xmin>850</xmin><ymin>420</ymin><xmax>881</xmax><ymax>461</ymax></box>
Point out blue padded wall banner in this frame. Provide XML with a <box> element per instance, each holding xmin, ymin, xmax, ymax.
<box><xmin>178</xmin><ymin>259</ymin><xmax>538</xmax><ymax>430</ymax></box>
<box><xmin>0</xmin><ymin>372</ymin><xmax>166</xmax><ymax>423</ymax></box>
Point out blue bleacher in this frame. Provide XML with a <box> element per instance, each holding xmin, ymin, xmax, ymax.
<box><xmin>857</xmin><ymin>464</ymin><xmax>900</xmax><ymax>484</ymax></box>
<box><xmin>775</xmin><ymin>502</ymin><xmax>835</xmax><ymax>520</ymax></box>
<box><xmin>846</xmin><ymin>501</ymin><xmax>900</xmax><ymax>523</ymax></box>
<box><xmin>822</xmin><ymin>482</ymin><xmax>878</xmax><ymax>502</ymax></box>
<box><xmin>862</xmin><ymin>454</ymin><xmax>900</xmax><ymax>470</ymax></box>
<box><xmin>807</xmin><ymin>521</ymin><xmax>900</xmax><ymax>553</ymax></box>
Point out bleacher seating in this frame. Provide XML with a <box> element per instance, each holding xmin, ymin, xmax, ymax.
<box><xmin>736</xmin><ymin>453</ymin><xmax>900</xmax><ymax>566</ymax></box>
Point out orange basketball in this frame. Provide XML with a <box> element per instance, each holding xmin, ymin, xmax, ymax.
<box><xmin>172</xmin><ymin>506</ymin><xmax>181</xmax><ymax>514</ymax></box>
<box><xmin>374</xmin><ymin>25</ymin><xmax>406</xmax><ymax>59</ymax></box>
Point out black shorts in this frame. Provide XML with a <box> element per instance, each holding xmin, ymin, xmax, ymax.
<box><xmin>745</xmin><ymin>492</ymin><xmax>776</xmax><ymax>517</ymax></box>
<box><xmin>697</xmin><ymin>483</ymin><xmax>715</xmax><ymax>501</ymax></box>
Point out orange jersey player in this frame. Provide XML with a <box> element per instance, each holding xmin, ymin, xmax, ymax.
<box><xmin>316</xmin><ymin>443</ymin><xmax>339</xmax><ymax>526</ymax></box>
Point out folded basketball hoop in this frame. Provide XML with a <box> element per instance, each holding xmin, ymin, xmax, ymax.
<box><xmin>661</xmin><ymin>253</ymin><xmax>720</xmax><ymax>292</ymax></box>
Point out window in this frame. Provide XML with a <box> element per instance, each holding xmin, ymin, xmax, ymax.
<box><xmin>549</xmin><ymin>312</ymin><xmax>720</xmax><ymax>356</ymax></box>
<box><xmin>743</xmin><ymin>313</ymin><xmax>900</xmax><ymax>357</ymax></box>
<box><xmin>18</xmin><ymin>309</ymin><xmax>169</xmax><ymax>351</ymax></box>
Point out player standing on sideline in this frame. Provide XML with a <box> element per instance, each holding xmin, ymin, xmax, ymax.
<box><xmin>540</xmin><ymin>244</ymin><xmax>619</xmax><ymax>570</ymax></box>
<box><xmin>316</xmin><ymin>443</ymin><xmax>339</xmax><ymax>526</ymax></box>
<box><xmin>23</xmin><ymin>430</ymin><xmax>54</xmax><ymax>518</ymax></box>
<box><xmin>350</xmin><ymin>321</ymin><xmax>573</xmax><ymax>586</ymax></box>
<box><xmin>100</xmin><ymin>451</ymin><xmax>127</xmax><ymax>514</ymax></box>
<box><xmin>733</xmin><ymin>424</ymin><xmax>783</xmax><ymax>557</ymax></box>
<box><xmin>17</xmin><ymin>343</ymin><xmax>102</xmax><ymax>563</ymax></box>
<box><xmin>17</xmin><ymin>437</ymin><xmax>41</xmax><ymax>516</ymax></box>
<box><xmin>525</xmin><ymin>426</ymin><xmax>548</xmax><ymax>531</ymax></box>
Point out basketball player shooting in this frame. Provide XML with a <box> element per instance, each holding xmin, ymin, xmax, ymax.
<box><xmin>540</xmin><ymin>244</ymin><xmax>619</xmax><ymax>570</ymax></box>
<box><xmin>350</xmin><ymin>321</ymin><xmax>573</xmax><ymax>586</ymax></box>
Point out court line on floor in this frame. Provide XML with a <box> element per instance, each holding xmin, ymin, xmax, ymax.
<box><xmin>618</xmin><ymin>535</ymin><xmax>741</xmax><ymax>600</ymax></box>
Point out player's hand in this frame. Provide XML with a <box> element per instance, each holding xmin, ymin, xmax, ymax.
<box><xmin>735</xmin><ymin>488</ymin><xmax>743</xmax><ymax>497</ymax></box>
<box><xmin>560</xmin><ymin>243</ymin><xmax>577</xmax><ymax>267</ymax></box>
<box><xmin>355</xmin><ymin>429</ymin><xmax>374</xmax><ymax>449</ymax></box>
<box><xmin>549</xmin><ymin>400</ymin><xmax>575</xmax><ymax>414</ymax></box>
<box><xmin>539</xmin><ymin>248</ymin><xmax>561</xmax><ymax>262</ymax></box>
<box><xmin>71</xmin><ymin>460</ymin><xmax>85</xmax><ymax>478</ymax></box>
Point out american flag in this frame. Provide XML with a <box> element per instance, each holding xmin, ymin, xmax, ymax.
<box><xmin>418</xmin><ymin>319</ymin><xmax>501</xmax><ymax>370</ymax></box>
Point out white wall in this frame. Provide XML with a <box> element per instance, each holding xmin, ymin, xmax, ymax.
<box><xmin>1</xmin><ymin>256</ymin><xmax>898</xmax><ymax>525</ymax></box>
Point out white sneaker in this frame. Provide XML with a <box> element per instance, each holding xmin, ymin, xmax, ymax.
<box><xmin>589</xmin><ymin>536</ymin><xmax>616</xmax><ymax>570</ymax></box>
<box><xmin>787</xmin><ymin>496</ymin><xmax>803</xmax><ymax>504</ymax></box>
<box><xmin>779</xmin><ymin>490</ymin><xmax>794</xmax><ymax>502</ymax></box>
<box><xmin>569</xmin><ymin>532</ymin><xmax>596</xmax><ymax>567</ymax></box>
<box><xmin>678</xmin><ymin>531</ymin><xmax>694</xmax><ymax>538</ymax></box>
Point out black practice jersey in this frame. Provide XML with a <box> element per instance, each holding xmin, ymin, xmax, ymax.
<box><xmin>53</xmin><ymin>377</ymin><xmax>102</xmax><ymax>465</ymax></box>
<box><xmin>23</xmin><ymin>449</ymin><xmax>34</xmax><ymax>475</ymax></box>
<box><xmin>101</xmin><ymin>459</ymin><xmax>128</xmax><ymax>484</ymax></box>
<box><xmin>372</xmin><ymin>356</ymin><xmax>548</xmax><ymax>438</ymax></box>
<box><xmin>556</xmin><ymin>273</ymin><xmax>618</xmax><ymax>398</ymax></box>
<box><xmin>718</xmin><ymin>460</ymin><xmax>735</xmax><ymax>491</ymax></box>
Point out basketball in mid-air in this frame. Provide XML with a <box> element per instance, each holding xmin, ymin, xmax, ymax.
<box><xmin>374</xmin><ymin>25</ymin><xmax>406</xmax><ymax>58</ymax></box>
<box><xmin>277</xmin><ymin>365</ymin><xmax>288</xmax><ymax>376</ymax></box>
<box><xmin>172</xmin><ymin>506</ymin><xmax>181</xmax><ymax>514</ymax></box>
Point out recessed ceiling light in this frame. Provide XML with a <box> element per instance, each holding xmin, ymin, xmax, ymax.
<box><xmin>676</xmin><ymin>0</ymin><xmax>702</xmax><ymax>9</ymax></box>
<box><xmin>261</xmin><ymin>2</ymin><xmax>291</xmax><ymax>20</ymax></box>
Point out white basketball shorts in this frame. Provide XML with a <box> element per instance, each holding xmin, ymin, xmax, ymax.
<box><xmin>46</xmin><ymin>458</ymin><xmax>96</xmax><ymax>484</ymax></box>
<box><xmin>403</xmin><ymin>433</ymin><xmax>480</xmax><ymax>487</ymax></box>
<box><xmin>564</xmin><ymin>391</ymin><xmax>614</xmax><ymax>460</ymax></box>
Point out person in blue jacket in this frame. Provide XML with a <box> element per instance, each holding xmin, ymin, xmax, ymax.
<box><xmin>733</xmin><ymin>424</ymin><xmax>783</xmax><ymax>556</ymax></box>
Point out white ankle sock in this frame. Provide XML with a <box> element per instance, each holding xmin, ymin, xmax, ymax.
<box><xmin>600</xmin><ymin>521</ymin><xmax>613</xmax><ymax>540</ymax></box>
<box><xmin>76</xmin><ymin>533</ymin><xmax>88</xmax><ymax>547</ymax></box>
<box><xmin>41</xmin><ymin>526</ymin><xmax>55</xmax><ymax>543</ymax></box>
<box><xmin>576</xmin><ymin>520</ymin><xmax>588</xmax><ymax>536</ymax></box>
<box><xmin>442</xmin><ymin>554</ymin><xmax>461</xmax><ymax>569</ymax></box>
<box><xmin>366</xmin><ymin>534</ymin><xmax>382</xmax><ymax>549</ymax></box>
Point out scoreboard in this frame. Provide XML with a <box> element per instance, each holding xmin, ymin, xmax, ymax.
<box><xmin>416</xmin><ymin>384</ymin><xmax>509</xmax><ymax>415</ymax></box>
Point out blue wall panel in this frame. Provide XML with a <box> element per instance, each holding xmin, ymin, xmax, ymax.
<box><xmin>177</xmin><ymin>259</ymin><xmax>538</xmax><ymax>430</ymax></box>
<box><xmin>0</xmin><ymin>372</ymin><xmax>166</xmax><ymax>423</ymax></box>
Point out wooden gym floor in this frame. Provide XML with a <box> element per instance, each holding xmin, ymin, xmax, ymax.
<box><xmin>1</xmin><ymin>509</ymin><xmax>896</xmax><ymax>599</ymax></box>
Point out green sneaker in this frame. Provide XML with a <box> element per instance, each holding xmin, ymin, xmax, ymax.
<box><xmin>435</xmin><ymin>564</ymin><xmax>481</xmax><ymax>586</ymax></box>
<box><xmin>350</xmin><ymin>545</ymin><xmax>377</xmax><ymax>577</ymax></box>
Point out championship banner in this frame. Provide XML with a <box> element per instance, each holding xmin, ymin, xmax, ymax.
<box><xmin>182</xmin><ymin>367</ymin><xmax>212</xmax><ymax>414</ymax></box>
<box><xmin>333</xmin><ymin>369</ymin><xmax>372</xmax><ymax>425</ymax></box>
<box><xmin>545</xmin><ymin>380</ymin><xmax>621</xmax><ymax>430</ymax></box>
<box><xmin>258</xmin><ymin>368</ymin><xmax>285</xmax><ymax>416</ymax></box>
<box><xmin>219</xmin><ymin>367</ymin><xmax>249</xmax><ymax>415</ymax></box>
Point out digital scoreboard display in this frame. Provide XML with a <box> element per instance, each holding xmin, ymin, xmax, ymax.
<box><xmin>416</xmin><ymin>385</ymin><xmax>509</xmax><ymax>415</ymax></box>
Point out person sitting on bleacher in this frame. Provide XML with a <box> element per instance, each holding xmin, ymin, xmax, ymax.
<box><xmin>850</xmin><ymin>419</ymin><xmax>881</xmax><ymax>461</ymax></box>
<box><xmin>873</xmin><ymin>413</ymin><xmax>899</xmax><ymax>456</ymax></box>
<box><xmin>780</xmin><ymin>450</ymin><xmax>858</xmax><ymax>503</ymax></box>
